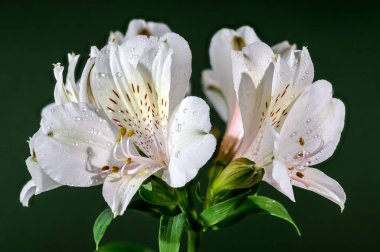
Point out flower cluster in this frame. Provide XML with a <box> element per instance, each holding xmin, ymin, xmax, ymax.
<box><xmin>20</xmin><ymin>19</ymin><xmax>346</xmax><ymax>250</ymax></box>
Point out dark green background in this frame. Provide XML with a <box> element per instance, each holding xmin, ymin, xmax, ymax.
<box><xmin>1</xmin><ymin>0</ymin><xmax>378</xmax><ymax>251</ymax></box>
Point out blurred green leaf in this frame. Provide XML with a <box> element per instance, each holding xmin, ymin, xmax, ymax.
<box><xmin>93</xmin><ymin>208</ymin><xmax>114</xmax><ymax>250</ymax></box>
<box><xmin>194</xmin><ymin>182</ymin><xmax>205</xmax><ymax>204</ymax></box>
<box><xmin>159</xmin><ymin>213</ymin><xmax>185</xmax><ymax>252</ymax></box>
<box><xmin>140</xmin><ymin>178</ymin><xmax>178</xmax><ymax>206</ymax></box>
<box><xmin>96</xmin><ymin>242</ymin><xmax>155</xmax><ymax>252</ymax></box>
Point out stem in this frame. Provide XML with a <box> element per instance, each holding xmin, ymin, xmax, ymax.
<box><xmin>187</xmin><ymin>230</ymin><xmax>201</xmax><ymax>252</ymax></box>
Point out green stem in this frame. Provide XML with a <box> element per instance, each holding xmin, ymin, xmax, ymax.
<box><xmin>187</xmin><ymin>230</ymin><xmax>201</xmax><ymax>252</ymax></box>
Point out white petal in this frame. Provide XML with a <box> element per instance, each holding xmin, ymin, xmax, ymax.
<box><xmin>272</xmin><ymin>41</ymin><xmax>297</xmax><ymax>63</ymax></box>
<box><xmin>108</xmin><ymin>31</ymin><xmax>124</xmax><ymax>44</ymax></box>
<box><xmin>269</xmin><ymin>160</ymin><xmax>295</xmax><ymax>201</ymax></box>
<box><xmin>291</xmin><ymin>168</ymin><xmax>346</xmax><ymax>211</ymax></box>
<box><xmin>163</xmin><ymin>97</ymin><xmax>216</xmax><ymax>187</ymax></box>
<box><xmin>237</xmin><ymin>65</ymin><xmax>274</xmax><ymax>156</ymax></box>
<box><xmin>53</xmin><ymin>63</ymin><xmax>70</xmax><ymax>104</ymax></box>
<box><xmin>160</xmin><ymin>33</ymin><xmax>192</xmax><ymax>114</ymax></box>
<box><xmin>34</xmin><ymin>103</ymin><xmax>120</xmax><ymax>187</ymax></box>
<box><xmin>26</xmin><ymin>156</ymin><xmax>61</xmax><ymax>194</ymax></box>
<box><xmin>278</xmin><ymin>80</ymin><xmax>345</xmax><ymax>165</ymax></box>
<box><xmin>78</xmin><ymin>57</ymin><xmax>97</xmax><ymax>105</ymax></box>
<box><xmin>231</xmin><ymin>41</ymin><xmax>274</xmax><ymax>93</ymax></box>
<box><xmin>103</xmin><ymin>167</ymin><xmax>161</xmax><ymax>216</ymax></box>
<box><xmin>65</xmin><ymin>53</ymin><xmax>80</xmax><ymax>101</ymax></box>
<box><xmin>201</xmin><ymin>70</ymin><xmax>228</xmax><ymax>122</ymax></box>
<box><xmin>20</xmin><ymin>180</ymin><xmax>37</xmax><ymax>207</ymax></box>
<box><xmin>126</xmin><ymin>19</ymin><xmax>171</xmax><ymax>39</ymax></box>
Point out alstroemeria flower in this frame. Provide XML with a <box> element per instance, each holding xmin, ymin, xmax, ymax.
<box><xmin>28</xmin><ymin>34</ymin><xmax>216</xmax><ymax>216</ymax></box>
<box><xmin>109</xmin><ymin>19</ymin><xmax>171</xmax><ymax>45</ymax></box>
<box><xmin>202</xmin><ymin>26</ymin><xmax>297</xmax><ymax>158</ymax></box>
<box><xmin>235</xmin><ymin>42</ymin><xmax>345</xmax><ymax>209</ymax></box>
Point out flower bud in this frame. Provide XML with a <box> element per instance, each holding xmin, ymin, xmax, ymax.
<box><xmin>210</xmin><ymin>158</ymin><xmax>264</xmax><ymax>200</ymax></box>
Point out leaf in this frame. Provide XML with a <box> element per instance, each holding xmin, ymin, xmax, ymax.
<box><xmin>139</xmin><ymin>178</ymin><xmax>178</xmax><ymax>206</ymax></box>
<box><xmin>200</xmin><ymin>192</ymin><xmax>248</xmax><ymax>228</ymax></box>
<box><xmin>93</xmin><ymin>208</ymin><xmax>114</xmax><ymax>250</ymax></box>
<box><xmin>218</xmin><ymin>195</ymin><xmax>301</xmax><ymax>235</ymax></box>
<box><xmin>159</xmin><ymin>213</ymin><xmax>185</xmax><ymax>252</ymax></box>
<box><xmin>194</xmin><ymin>182</ymin><xmax>205</xmax><ymax>204</ymax></box>
<box><xmin>96</xmin><ymin>242</ymin><xmax>155</xmax><ymax>252</ymax></box>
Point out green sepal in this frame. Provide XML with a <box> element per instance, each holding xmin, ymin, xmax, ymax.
<box><xmin>93</xmin><ymin>208</ymin><xmax>114</xmax><ymax>250</ymax></box>
<box><xmin>208</xmin><ymin>158</ymin><xmax>263</xmax><ymax>205</ymax></box>
<box><xmin>159</xmin><ymin>213</ymin><xmax>186</xmax><ymax>252</ymax></box>
<box><xmin>139</xmin><ymin>177</ymin><xmax>178</xmax><ymax>206</ymax></box>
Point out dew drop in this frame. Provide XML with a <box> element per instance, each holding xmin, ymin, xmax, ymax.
<box><xmin>116</xmin><ymin>72</ymin><xmax>122</xmax><ymax>78</ymax></box>
<box><xmin>98</xmin><ymin>73</ymin><xmax>106</xmax><ymax>78</ymax></box>
<box><xmin>305</xmin><ymin>70</ymin><xmax>309</xmax><ymax>74</ymax></box>
<box><xmin>291</xmin><ymin>132</ymin><xmax>297</xmax><ymax>137</ymax></box>
<box><xmin>305</xmin><ymin>161</ymin><xmax>311</xmax><ymax>166</ymax></box>
<box><xmin>192</xmin><ymin>111</ymin><xmax>197</xmax><ymax>116</ymax></box>
<box><xmin>74</xmin><ymin>116</ymin><xmax>81</xmax><ymax>121</ymax></box>
<box><xmin>183</xmin><ymin>108</ymin><xmax>188</xmax><ymax>113</ymax></box>
<box><xmin>301</xmin><ymin>76</ymin><xmax>306</xmax><ymax>80</ymax></box>
<box><xmin>175</xmin><ymin>151</ymin><xmax>181</xmax><ymax>158</ymax></box>
<box><xmin>306</xmin><ymin>118</ymin><xmax>312</xmax><ymax>123</ymax></box>
<box><xmin>290</xmin><ymin>95</ymin><xmax>295</xmax><ymax>99</ymax></box>
<box><xmin>307</xmin><ymin>129</ymin><xmax>312</xmax><ymax>134</ymax></box>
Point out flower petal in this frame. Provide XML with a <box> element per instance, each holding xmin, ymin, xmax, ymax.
<box><xmin>163</xmin><ymin>97</ymin><xmax>216</xmax><ymax>187</ymax></box>
<box><xmin>277</xmin><ymin>80</ymin><xmax>345</xmax><ymax>165</ymax></box>
<box><xmin>201</xmin><ymin>70</ymin><xmax>228</xmax><ymax>122</ymax></box>
<box><xmin>102</xmin><ymin>167</ymin><xmax>162</xmax><ymax>216</ymax></box>
<box><xmin>26</xmin><ymin>156</ymin><xmax>61</xmax><ymax>194</ymax></box>
<box><xmin>272</xmin><ymin>41</ymin><xmax>297</xmax><ymax>63</ymax></box>
<box><xmin>34</xmin><ymin>102</ymin><xmax>120</xmax><ymax>187</ymax></box>
<box><xmin>236</xmin><ymin>64</ymin><xmax>275</xmax><ymax>158</ymax></box>
<box><xmin>231</xmin><ymin>41</ymin><xmax>274</xmax><ymax>92</ymax></box>
<box><xmin>126</xmin><ymin>19</ymin><xmax>171</xmax><ymax>39</ymax></box>
<box><xmin>20</xmin><ymin>180</ymin><xmax>36</xmax><ymax>207</ymax></box>
<box><xmin>291</xmin><ymin>167</ymin><xmax>346</xmax><ymax>211</ymax></box>
<box><xmin>269</xmin><ymin>160</ymin><xmax>295</xmax><ymax>201</ymax></box>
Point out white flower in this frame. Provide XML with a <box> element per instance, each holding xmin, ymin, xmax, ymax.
<box><xmin>234</xmin><ymin>42</ymin><xmax>345</xmax><ymax>209</ymax></box>
<box><xmin>202</xmin><ymin>26</ymin><xmax>297</xmax><ymax>158</ymax></box>
<box><xmin>29</xmin><ymin>34</ymin><xmax>216</xmax><ymax>216</ymax></box>
<box><xmin>109</xmin><ymin>19</ymin><xmax>171</xmax><ymax>45</ymax></box>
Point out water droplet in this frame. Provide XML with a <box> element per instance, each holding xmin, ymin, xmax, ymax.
<box><xmin>104</xmin><ymin>49</ymin><xmax>110</xmax><ymax>54</ymax></box>
<box><xmin>98</xmin><ymin>73</ymin><xmax>106</xmax><ymax>78</ymax></box>
<box><xmin>305</xmin><ymin>70</ymin><xmax>309</xmax><ymax>74</ymax></box>
<box><xmin>192</xmin><ymin>111</ymin><xmax>197</xmax><ymax>116</ymax></box>
<box><xmin>297</xmin><ymin>165</ymin><xmax>306</xmax><ymax>171</ymax></box>
<box><xmin>301</xmin><ymin>76</ymin><xmax>306</xmax><ymax>80</ymax></box>
<box><xmin>314</xmin><ymin>134</ymin><xmax>320</xmax><ymax>139</ymax></box>
<box><xmin>116</xmin><ymin>72</ymin><xmax>122</xmax><ymax>78</ymax></box>
<box><xmin>290</xmin><ymin>95</ymin><xmax>295</xmax><ymax>99</ymax></box>
<box><xmin>175</xmin><ymin>124</ymin><xmax>182</xmax><ymax>132</ymax></box>
<box><xmin>74</xmin><ymin>116</ymin><xmax>81</xmax><ymax>121</ymax></box>
<box><xmin>183</xmin><ymin>108</ymin><xmax>188</xmax><ymax>113</ymax></box>
<box><xmin>81</xmin><ymin>107</ymin><xmax>87</xmax><ymax>112</ymax></box>
<box><xmin>307</xmin><ymin>129</ymin><xmax>312</xmax><ymax>134</ymax></box>
<box><xmin>315</xmin><ymin>156</ymin><xmax>320</xmax><ymax>160</ymax></box>
<box><xmin>175</xmin><ymin>151</ymin><xmax>181</xmax><ymax>158</ymax></box>
<box><xmin>95</xmin><ymin>108</ymin><xmax>100</xmax><ymax>112</ymax></box>
<box><xmin>291</xmin><ymin>132</ymin><xmax>297</xmax><ymax>137</ymax></box>
<box><xmin>306</xmin><ymin>118</ymin><xmax>312</xmax><ymax>123</ymax></box>
<box><xmin>305</xmin><ymin>161</ymin><xmax>311</xmax><ymax>166</ymax></box>
<box><xmin>129</xmin><ymin>47</ymin><xmax>135</xmax><ymax>52</ymax></box>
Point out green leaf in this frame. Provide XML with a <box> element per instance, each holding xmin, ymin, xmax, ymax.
<box><xmin>200</xmin><ymin>192</ymin><xmax>248</xmax><ymax>228</ymax></box>
<box><xmin>219</xmin><ymin>195</ymin><xmax>301</xmax><ymax>235</ymax></box>
<box><xmin>159</xmin><ymin>213</ymin><xmax>185</xmax><ymax>252</ymax></box>
<box><xmin>96</xmin><ymin>242</ymin><xmax>155</xmax><ymax>252</ymax></box>
<box><xmin>194</xmin><ymin>182</ymin><xmax>205</xmax><ymax>204</ymax></box>
<box><xmin>93</xmin><ymin>208</ymin><xmax>114</xmax><ymax>250</ymax></box>
<box><xmin>139</xmin><ymin>178</ymin><xmax>178</xmax><ymax>206</ymax></box>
